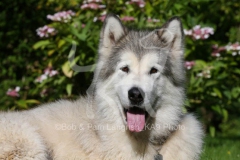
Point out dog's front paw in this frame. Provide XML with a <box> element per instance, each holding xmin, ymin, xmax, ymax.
<box><xmin>154</xmin><ymin>153</ymin><xmax>163</xmax><ymax>160</ymax></box>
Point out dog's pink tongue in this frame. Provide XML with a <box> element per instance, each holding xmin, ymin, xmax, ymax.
<box><xmin>127</xmin><ymin>108</ymin><xmax>145</xmax><ymax>132</ymax></box>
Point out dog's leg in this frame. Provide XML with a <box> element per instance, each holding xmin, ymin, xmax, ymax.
<box><xmin>159</xmin><ymin>114</ymin><xmax>204</xmax><ymax>160</ymax></box>
<box><xmin>0</xmin><ymin>116</ymin><xmax>48</xmax><ymax>159</ymax></box>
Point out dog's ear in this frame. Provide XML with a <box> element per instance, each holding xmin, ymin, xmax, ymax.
<box><xmin>157</xmin><ymin>17</ymin><xmax>185</xmax><ymax>85</ymax></box>
<box><xmin>156</xmin><ymin>17</ymin><xmax>184</xmax><ymax>54</ymax></box>
<box><xmin>99</xmin><ymin>13</ymin><xmax>126</xmax><ymax>57</ymax></box>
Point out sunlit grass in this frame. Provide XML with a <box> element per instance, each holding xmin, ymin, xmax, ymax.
<box><xmin>201</xmin><ymin>135</ymin><xmax>240</xmax><ymax>160</ymax></box>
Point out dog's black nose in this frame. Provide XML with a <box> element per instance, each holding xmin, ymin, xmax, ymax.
<box><xmin>128</xmin><ymin>87</ymin><xmax>144</xmax><ymax>105</ymax></box>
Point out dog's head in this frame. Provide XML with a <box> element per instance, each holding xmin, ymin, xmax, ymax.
<box><xmin>93</xmin><ymin>14</ymin><xmax>185</xmax><ymax>132</ymax></box>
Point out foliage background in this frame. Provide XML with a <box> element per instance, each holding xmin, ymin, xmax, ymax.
<box><xmin>0</xmin><ymin>0</ymin><xmax>240</xmax><ymax>140</ymax></box>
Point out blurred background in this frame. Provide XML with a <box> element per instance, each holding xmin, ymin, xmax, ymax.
<box><xmin>0</xmin><ymin>0</ymin><xmax>239</xmax><ymax>159</ymax></box>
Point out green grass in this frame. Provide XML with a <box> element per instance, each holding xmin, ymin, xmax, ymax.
<box><xmin>201</xmin><ymin>136</ymin><xmax>240</xmax><ymax>160</ymax></box>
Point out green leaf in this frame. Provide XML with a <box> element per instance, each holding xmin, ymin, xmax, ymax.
<box><xmin>212</xmin><ymin>105</ymin><xmax>221</xmax><ymax>115</ymax></box>
<box><xmin>81</xmin><ymin>21</ymin><xmax>92</xmax><ymax>37</ymax></box>
<box><xmin>25</xmin><ymin>99</ymin><xmax>40</xmax><ymax>104</ymax></box>
<box><xmin>205</xmin><ymin>80</ymin><xmax>217</xmax><ymax>88</ymax></box>
<box><xmin>62</xmin><ymin>61</ymin><xmax>73</xmax><ymax>78</ymax></box>
<box><xmin>58</xmin><ymin>39</ymin><xmax>66</xmax><ymax>48</ymax></box>
<box><xmin>209</xmin><ymin>126</ymin><xmax>215</xmax><ymax>137</ymax></box>
<box><xmin>69</xmin><ymin>56</ymin><xmax>80</xmax><ymax>68</ymax></box>
<box><xmin>70</xmin><ymin>25</ymin><xmax>86</xmax><ymax>41</ymax></box>
<box><xmin>222</xmin><ymin>109</ymin><xmax>228</xmax><ymax>123</ymax></box>
<box><xmin>48</xmin><ymin>49</ymin><xmax>55</xmax><ymax>56</ymax></box>
<box><xmin>223</xmin><ymin>91</ymin><xmax>232</xmax><ymax>99</ymax></box>
<box><xmin>231</xmin><ymin>87</ymin><xmax>240</xmax><ymax>98</ymax></box>
<box><xmin>63</xmin><ymin>36</ymin><xmax>79</xmax><ymax>45</ymax></box>
<box><xmin>15</xmin><ymin>100</ymin><xmax>27</xmax><ymax>109</ymax></box>
<box><xmin>217</xmin><ymin>72</ymin><xmax>228</xmax><ymax>80</ymax></box>
<box><xmin>54</xmin><ymin>76</ymin><xmax>66</xmax><ymax>85</ymax></box>
<box><xmin>33</xmin><ymin>40</ymin><xmax>51</xmax><ymax>49</ymax></box>
<box><xmin>213</xmin><ymin>88</ymin><xmax>222</xmax><ymax>98</ymax></box>
<box><xmin>195</xmin><ymin>60</ymin><xmax>207</xmax><ymax>68</ymax></box>
<box><xmin>233</xmin><ymin>69</ymin><xmax>240</xmax><ymax>75</ymax></box>
<box><xmin>66</xmin><ymin>84</ymin><xmax>73</xmax><ymax>96</ymax></box>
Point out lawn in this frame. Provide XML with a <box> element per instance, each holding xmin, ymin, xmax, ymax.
<box><xmin>201</xmin><ymin>135</ymin><xmax>240</xmax><ymax>160</ymax></box>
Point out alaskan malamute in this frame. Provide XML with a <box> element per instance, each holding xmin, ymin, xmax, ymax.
<box><xmin>0</xmin><ymin>14</ymin><xmax>204</xmax><ymax>160</ymax></box>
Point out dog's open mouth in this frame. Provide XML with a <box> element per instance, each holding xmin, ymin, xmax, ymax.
<box><xmin>124</xmin><ymin>107</ymin><xmax>148</xmax><ymax>132</ymax></box>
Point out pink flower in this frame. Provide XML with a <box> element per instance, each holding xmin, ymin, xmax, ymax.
<box><xmin>83</xmin><ymin>0</ymin><xmax>102</xmax><ymax>3</ymax></box>
<box><xmin>36</xmin><ymin>74</ymin><xmax>48</xmax><ymax>83</ymax></box>
<box><xmin>211</xmin><ymin>52</ymin><xmax>221</xmax><ymax>57</ymax></box>
<box><xmin>44</xmin><ymin>67</ymin><xmax>51</xmax><ymax>75</ymax></box>
<box><xmin>211</xmin><ymin>45</ymin><xmax>226</xmax><ymax>57</ymax></box>
<box><xmin>212</xmin><ymin>43</ymin><xmax>240</xmax><ymax>57</ymax></box>
<box><xmin>36</xmin><ymin>67</ymin><xmax>58</xmax><ymax>83</ymax></box>
<box><xmin>6</xmin><ymin>86</ymin><xmax>20</xmax><ymax>97</ymax></box>
<box><xmin>184</xmin><ymin>25</ymin><xmax>214</xmax><ymax>40</ymax></box>
<box><xmin>49</xmin><ymin>70</ymin><xmax>58</xmax><ymax>77</ymax></box>
<box><xmin>197</xmin><ymin>69</ymin><xmax>211</xmax><ymax>78</ymax></box>
<box><xmin>184</xmin><ymin>29</ymin><xmax>192</xmax><ymax>36</ymax></box>
<box><xmin>47</xmin><ymin>10</ymin><xmax>75</xmax><ymax>22</ymax></box>
<box><xmin>185</xmin><ymin>61</ymin><xmax>195</xmax><ymax>70</ymax></box>
<box><xmin>95</xmin><ymin>11</ymin><xmax>107</xmax><ymax>22</ymax></box>
<box><xmin>44</xmin><ymin>67</ymin><xmax>58</xmax><ymax>77</ymax></box>
<box><xmin>81</xmin><ymin>3</ymin><xmax>106</xmax><ymax>10</ymax></box>
<box><xmin>98</xmin><ymin>15</ymin><xmax>106</xmax><ymax>22</ymax></box>
<box><xmin>127</xmin><ymin>0</ymin><xmax>145</xmax><ymax>8</ymax></box>
<box><xmin>225</xmin><ymin>42</ymin><xmax>240</xmax><ymax>51</ymax></box>
<box><xmin>36</xmin><ymin>25</ymin><xmax>56</xmax><ymax>38</ymax></box>
<box><xmin>121</xmin><ymin>16</ymin><xmax>135</xmax><ymax>22</ymax></box>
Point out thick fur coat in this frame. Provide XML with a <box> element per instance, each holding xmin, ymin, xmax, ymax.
<box><xmin>0</xmin><ymin>14</ymin><xmax>204</xmax><ymax>160</ymax></box>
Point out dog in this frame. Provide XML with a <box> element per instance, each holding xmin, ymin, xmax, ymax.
<box><xmin>0</xmin><ymin>14</ymin><xmax>204</xmax><ymax>160</ymax></box>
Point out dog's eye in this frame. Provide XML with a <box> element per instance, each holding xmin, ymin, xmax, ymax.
<box><xmin>149</xmin><ymin>67</ymin><xmax>158</xmax><ymax>74</ymax></box>
<box><xmin>121</xmin><ymin>66</ymin><xmax>129</xmax><ymax>73</ymax></box>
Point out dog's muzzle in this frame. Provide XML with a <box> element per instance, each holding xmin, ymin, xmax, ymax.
<box><xmin>124</xmin><ymin>87</ymin><xmax>148</xmax><ymax>133</ymax></box>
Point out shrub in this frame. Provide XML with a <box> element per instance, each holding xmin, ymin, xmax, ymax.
<box><xmin>0</xmin><ymin>0</ymin><xmax>239</xmax><ymax>135</ymax></box>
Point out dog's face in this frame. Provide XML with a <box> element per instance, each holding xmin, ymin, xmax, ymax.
<box><xmin>114</xmin><ymin>51</ymin><xmax>163</xmax><ymax>110</ymax></box>
<box><xmin>113</xmin><ymin>51</ymin><xmax>167</xmax><ymax>133</ymax></box>
<box><xmin>94</xmin><ymin>14</ymin><xmax>185</xmax><ymax>132</ymax></box>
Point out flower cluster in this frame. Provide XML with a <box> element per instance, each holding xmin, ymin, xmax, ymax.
<box><xmin>211</xmin><ymin>45</ymin><xmax>226</xmax><ymax>57</ymax></box>
<box><xmin>36</xmin><ymin>25</ymin><xmax>56</xmax><ymax>38</ymax></box>
<box><xmin>96</xmin><ymin>14</ymin><xmax>135</xmax><ymax>23</ymax></box>
<box><xmin>83</xmin><ymin>0</ymin><xmax>102</xmax><ymax>3</ymax></box>
<box><xmin>81</xmin><ymin>0</ymin><xmax>106</xmax><ymax>10</ymax></box>
<box><xmin>36</xmin><ymin>67</ymin><xmax>58</xmax><ymax>83</ymax></box>
<box><xmin>225</xmin><ymin>42</ymin><xmax>240</xmax><ymax>56</ymax></box>
<box><xmin>47</xmin><ymin>10</ymin><xmax>76</xmax><ymax>22</ymax></box>
<box><xmin>211</xmin><ymin>42</ymin><xmax>240</xmax><ymax>57</ymax></box>
<box><xmin>121</xmin><ymin>16</ymin><xmax>135</xmax><ymax>22</ymax></box>
<box><xmin>126</xmin><ymin>0</ymin><xmax>145</xmax><ymax>8</ymax></box>
<box><xmin>6</xmin><ymin>86</ymin><xmax>20</xmax><ymax>97</ymax></box>
<box><xmin>197</xmin><ymin>69</ymin><xmax>211</xmax><ymax>78</ymax></box>
<box><xmin>185</xmin><ymin>61</ymin><xmax>195</xmax><ymax>70</ymax></box>
<box><xmin>184</xmin><ymin>25</ymin><xmax>214</xmax><ymax>40</ymax></box>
